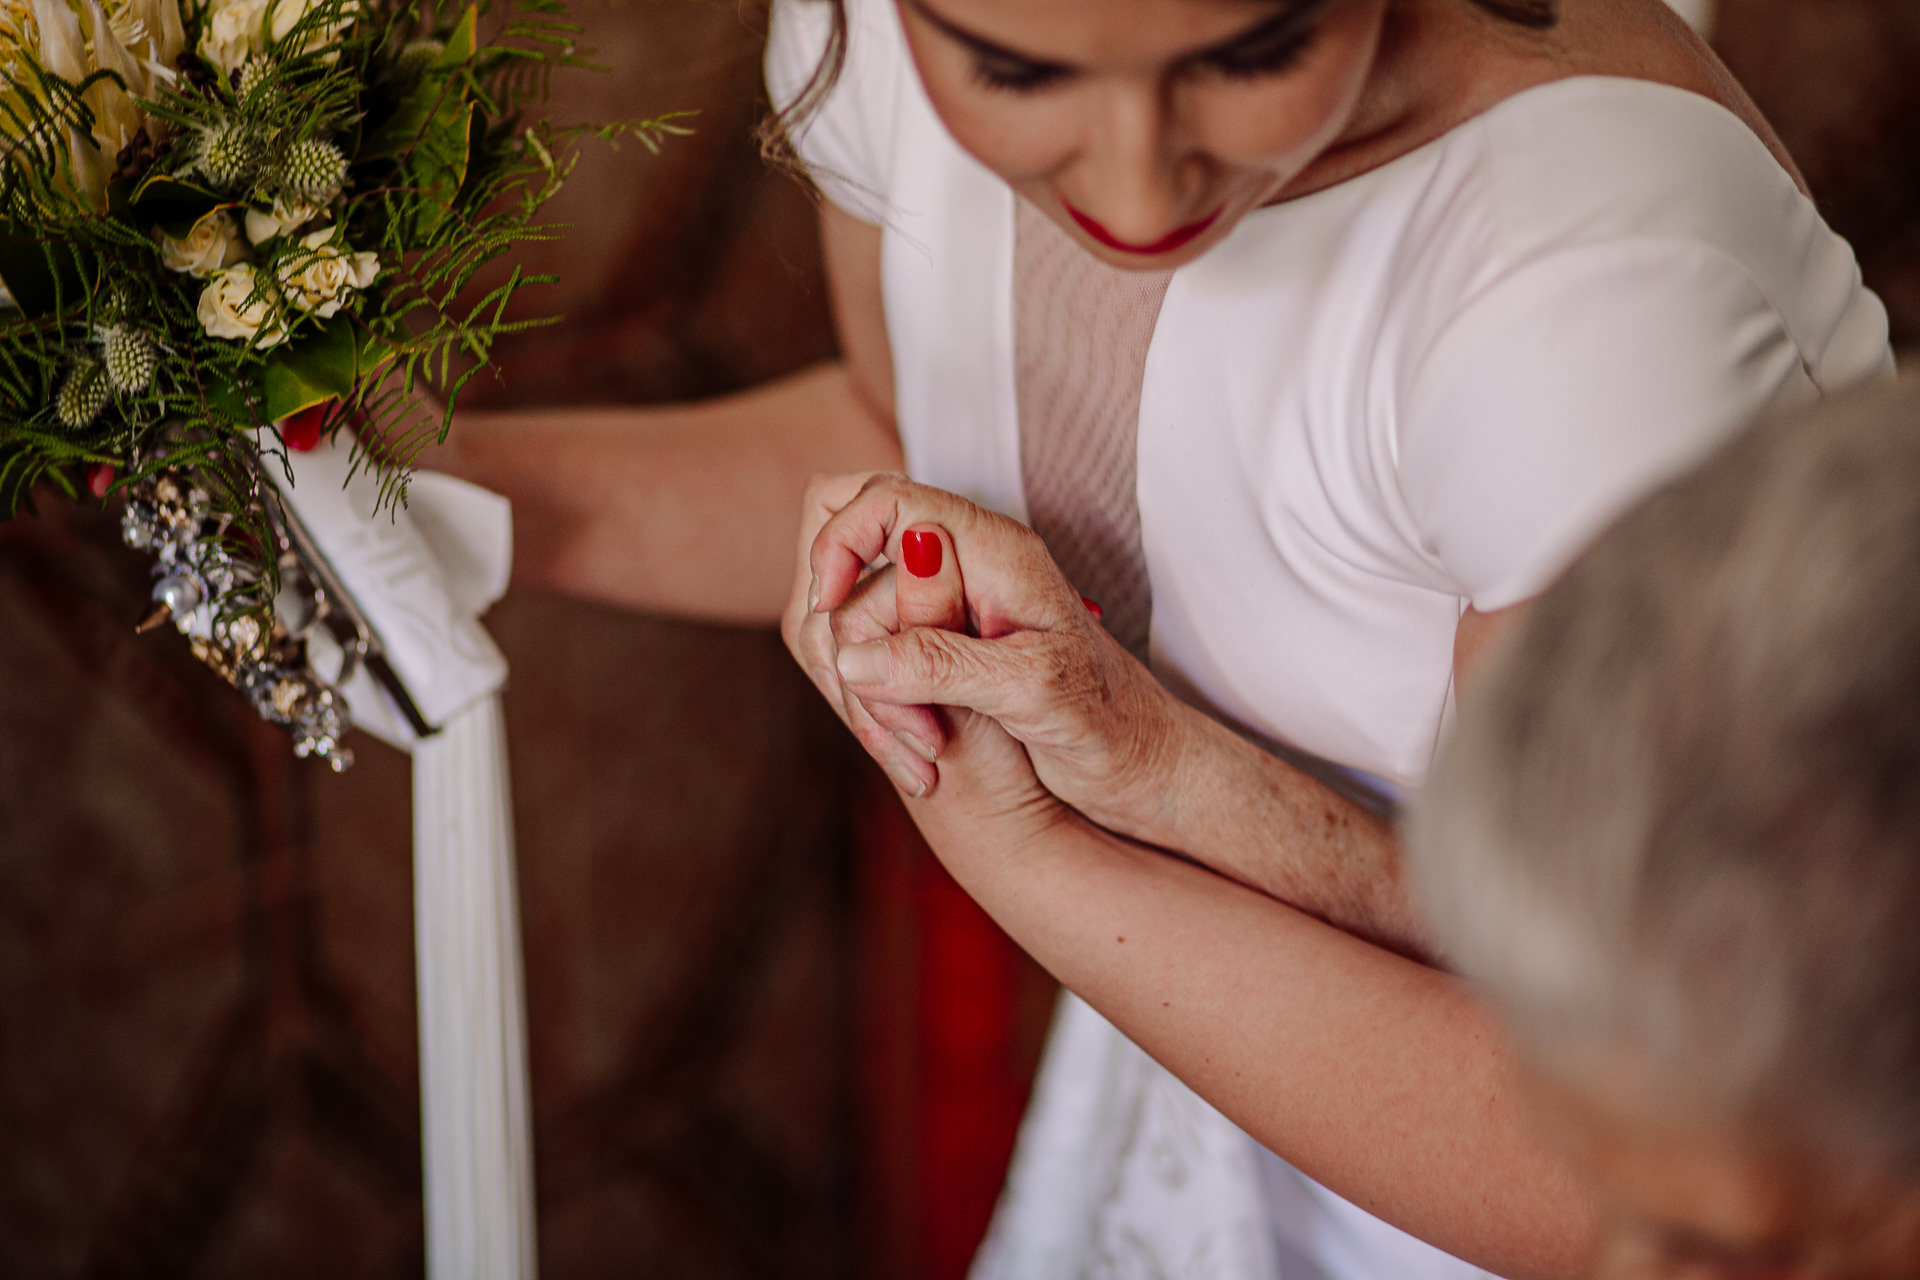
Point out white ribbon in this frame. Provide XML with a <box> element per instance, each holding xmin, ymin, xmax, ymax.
<box><xmin>264</xmin><ymin>435</ymin><xmax>537</xmax><ymax>1280</ymax></box>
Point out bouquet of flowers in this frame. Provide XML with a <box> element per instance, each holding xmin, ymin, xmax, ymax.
<box><xmin>0</xmin><ymin>0</ymin><xmax>684</xmax><ymax>766</ymax></box>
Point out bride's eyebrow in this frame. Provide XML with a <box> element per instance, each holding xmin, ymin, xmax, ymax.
<box><xmin>903</xmin><ymin>0</ymin><xmax>1071</xmax><ymax>70</ymax></box>
<box><xmin>903</xmin><ymin>0</ymin><xmax>1333</xmax><ymax>72</ymax></box>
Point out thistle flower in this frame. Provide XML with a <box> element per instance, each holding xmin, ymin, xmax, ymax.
<box><xmin>279</xmin><ymin>138</ymin><xmax>347</xmax><ymax>203</ymax></box>
<box><xmin>195</xmin><ymin>120</ymin><xmax>260</xmax><ymax>191</ymax></box>
<box><xmin>235</xmin><ymin>54</ymin><xmax>271</xmax><ymax>104</ymax></box>
<box><xmin>101</xmin><ymin>324</ymin><xmax>158</xmax><ymax>393</ymax></box>
<box><xmin>392</xmin><ymin>36</ymin><xmax>440</xmax><ymax>79</ymax></box>
<box><xmin>56</xmin><ymin>357</ymin><xmax>109</xmax><ymax>429</ymax></box>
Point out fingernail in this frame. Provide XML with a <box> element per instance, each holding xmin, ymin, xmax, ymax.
<box><xmin>836</xmin><ymin>642</ymin><xmax>890</xmax><ymax>685</ymax></box>
<box><xmin>897</xmin><ymin>731</ymin><xmax>937</xmax><ymax>763</ymax></box>
<box><xmin>1081</xmin><ymin>596</ymin><xmax>1104</xmax><ymax>620</ymax></box>
<box><xmin>902</xmin><ymin>529</ymin><xmax>942</xmax><ymax>578</ymax></box>
<box><xmin>808</xmin><ymin>575</ymin><xmax>821</xmax><ymax>612</ymax></box>
<box><xmin>887</xmin><ymin>762</ymin><xmax>928</xmax><ymax>798</ymax></box>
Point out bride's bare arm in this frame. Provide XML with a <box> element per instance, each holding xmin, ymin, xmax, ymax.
<box><xmin>429</xmin><ymin>202</ymin><xmax>902</xmax><ymax>624</ymax></box>
<box><xmin>800</xmin><ymin>478</ymin><xmax>1522</xmax><ymax>958</ymax></box>
<box><xmin>1133</xmin><ymin>604</ymin><xmax>1516</xmax><ymax>957</ymax></box>
<box><xmin>779</xmin><ymin>506</ymin><xmax>1596</xmax><ymax>1273</ymax></box>
<box><xmin>908</xmin><ymin>718</ymin><xmax>1601</xmax><ymax>1280</ymax></box>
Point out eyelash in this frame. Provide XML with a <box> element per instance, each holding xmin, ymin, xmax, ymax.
<box><xmin>1203</xmin><ymin>26</ymin><xmax>1318</xmax><ymax>80</ymax></box>
<box><xmin>966</xmin><ymin>23</ymin><xmax>1320</xmax><ymax>96</ymax></box>
<box><xmin>969</xmin><ymin>59</ymin><xmax>1068</xmax><ymax>95</ymax></box>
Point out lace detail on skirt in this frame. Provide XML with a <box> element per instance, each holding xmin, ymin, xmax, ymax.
<box><xmin>970</xmin><ymin>995</ymin><xmax>1280</xmax><ymax>1280</ymax></box>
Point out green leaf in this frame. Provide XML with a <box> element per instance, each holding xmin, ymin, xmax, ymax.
<box><xmin>129</xmin><ymin>173</ymin><xmax>225</xmax><ymax>236</ymax></box>
<box><xmin>359</xmin><ymin>7</ymin><xmax>477</xmax><ymax>164</ymax></box>
<box><xmin>361</xmin><ymin>72</ymin><xmax>470</xmax><ymax>161</ymax></box>
<box><xmin>0</xmin><ymin>225</ymin><xmax>89</xmax><ymax>318</ymax></box>
<box><xmin>155</xmin><ymin>202</ymin><xmax>247</xmax><ymax>246</ymax></box>
<box><xmin>205</xmin><ymin>319</ymin><xmax>394</xmax><ymax>424</ymax></box>
<box><xmin>381</xmin><ymin>97</ymin><xmax>476</xmax><ymax>239</ymax></box>
<box><xmin>436</xmin><ymin>6</ymin><xmax>479</xmax><ymax>67</ymax></box>
<box><xmin>263</xmin><ymin>319</ymin><xmax>360</xmax><ymax>419</ymax></box>
<box><xmin>454</xmin><ymin>106</ymin><xmax>488</xmax><ymax>208</ymax></box>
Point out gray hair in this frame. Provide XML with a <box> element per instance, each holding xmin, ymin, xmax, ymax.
<box><xmin>1406</xmin><ymin>376</ymin><xmax>1920</xmax><ymax>1171</ymax></box>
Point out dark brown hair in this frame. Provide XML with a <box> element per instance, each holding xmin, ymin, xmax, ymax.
<box><xmin>762</xmin><ymin>0</ymin><xmax>1560</xmax><ymax>165</ymax></box>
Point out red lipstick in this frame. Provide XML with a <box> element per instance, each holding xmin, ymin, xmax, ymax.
<box><xmin>1064</xmin><ymin>202</ymin><xmax>1223</xmax><ymax>256</ymax></box>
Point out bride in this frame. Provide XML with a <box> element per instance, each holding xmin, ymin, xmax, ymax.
<box><xmin>437</xmin><ymin>0</ymin><xmax>1892</xmax><ymax>1273</ymax></box>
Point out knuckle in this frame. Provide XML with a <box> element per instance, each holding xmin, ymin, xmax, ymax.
<box><xmin>828</xmin><ymin>606</ymin><xmax>870</xmax><ymax>645</ymax></box>
<box><xmin>794</xmin><ymin>621</ymin><xmax>833</xmax><ymax>676</ymax></box>
<box><xmin>802</xmin><ymin>472</ymin><xmax>838</xmax><ymax>505</ymax></box>
<box><xmin>866</xmin><ymin>701</ymin><xmax>912</xmax><ymax>735</ymax></box>
<box><xmin>905</xmin><ymin>630</ymin><xmax>958</xmax><ymax>685</ymax></box>
<box><xmin>779</xmin><ymin>601</ymin><xmax>807</xmax><ymax>653</ymax></box>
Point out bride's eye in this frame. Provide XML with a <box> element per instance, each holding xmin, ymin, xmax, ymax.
<box><xmin>970</xmin><ymin>54</ymin><xmax>1070</xmax><ymax>94</ymax></box>
<box><xmin>1183</xmin><ymin>0</ymin><xmax>1337</xmax><ymax>83</ymax></box>
<box><xmin>1198</xmin><ymin>22</ymin><xmax>1320</xmax><ymax>81</ymax></box>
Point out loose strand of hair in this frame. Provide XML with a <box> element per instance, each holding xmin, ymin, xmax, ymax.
<box><xmin>756</xmin><ymin>0</ymin><xmax>850</xmax><ymax>182</ymax></box>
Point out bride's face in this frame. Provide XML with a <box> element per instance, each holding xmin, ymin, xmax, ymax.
<box><xmin>895</xmin><ymin>0</ymin><xmax>1391</xmax><ymax>270</ymax></box>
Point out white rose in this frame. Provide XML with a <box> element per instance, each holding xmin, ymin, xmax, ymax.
<box><xmin>266</xmin><ymin>0</ymin><xmax>315</xmax><ymax>42</ymax></box>
<box><xmin>197</xmin><ymin>0</ymin><xmax>268</xmax><ymax>72</ymax></box>
<box><xmin>198</xmin><ymin>0</ymin><xmax>354</xmax><ymax>70</ymax></box>
<box><xmin>158</xmin><ymin>209</ymin><xmax>249</xmax><ymax>277</ymax></box>
<box><xmin>197</xmin><ymin>263</ymin><xmax>289</xmax><ymax>347</ymax></box>
<box><xmin>268</xmin><ymin>0</ymin><xmax>356</xmax><ymax>59</ymax></box>
<box><xmin>275</xmin><ymin>227</ymin><xmax>378</xmax><ymax>318</ymax></box>
<box><xmin>244</xmin><ymin>195</ymin><xmax>325</xmax><ymax>245</ymax></box>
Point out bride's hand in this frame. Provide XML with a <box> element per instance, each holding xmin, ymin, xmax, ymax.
<box><xmin>782</xmin><ymin>474</ymin><xmax>944</xmax><ymax>795</ymax></box>
<box><xmin>807</xmin><ymin>474</ymin><xmax>1192</xmax><ymax>846</ymax></box>
<box><xmin>781</xmin><ymin>476</ymin><xmax>1058</xmax><ymax>823</ymax></box>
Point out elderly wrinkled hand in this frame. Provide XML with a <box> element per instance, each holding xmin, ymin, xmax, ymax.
<box><xmin>798</xmin><ymin>473</ymin><xmax>1189</xmax><ymax>842</ymax></box>
<box><xmin>778</xmin><ymin>474</ymin><xmax>1035</xmax><ymax>813</ymax></box>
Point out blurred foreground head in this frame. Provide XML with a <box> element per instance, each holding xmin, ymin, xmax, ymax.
<box><xmin>1409</xmin><ymin>377</ymin><xmax>1920</xmax><ymax>1277</ymax></box>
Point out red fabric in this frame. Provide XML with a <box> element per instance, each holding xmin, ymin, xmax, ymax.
<box><xmin>854</xmin><ymin>770</ymin><xmax>1034</xmax><ymax>1280</ymax></box>
<box><xmin>915</xmin><ymin>855</ymin><xmax>1024</xmax><ymax>1280</ymax></box>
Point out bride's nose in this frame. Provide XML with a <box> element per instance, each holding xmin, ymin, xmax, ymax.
<box><xmin>1066</xmin><ymin>82</ymin><xmax>1194</xmax><ymax>243</ymax></box>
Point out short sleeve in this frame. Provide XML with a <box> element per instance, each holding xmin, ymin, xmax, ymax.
<box><xmin>1396</xmin><ymin>239</ymin><xmax>1815</xmax><ymax>611</ymax></box>
<box><xmin>764</xmin><ymin>0</ymin><xmax>899</xmax><ymax>223</ymax></box>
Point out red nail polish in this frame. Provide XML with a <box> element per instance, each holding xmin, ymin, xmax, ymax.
<box><xmin>1081</xmin><ymin>596</ymin><xmax>1104</xmax><ymax>620</ymax></box>
<box><xmin>903</xmin><ymin>530</ymin><xmax>942</xmax><ymax>578</ymax></box>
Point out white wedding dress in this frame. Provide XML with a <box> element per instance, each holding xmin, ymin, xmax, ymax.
<box><xmin>766</xmin><ymin>0</ymin><xmax>1892</xmax><ymax>1275</ymax></box>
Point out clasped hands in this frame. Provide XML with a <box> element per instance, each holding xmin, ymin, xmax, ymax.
<box><xmin>781</xmin><ymin>472</ymin><xmax>1192</xmax><ymax>847</ymax></box>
